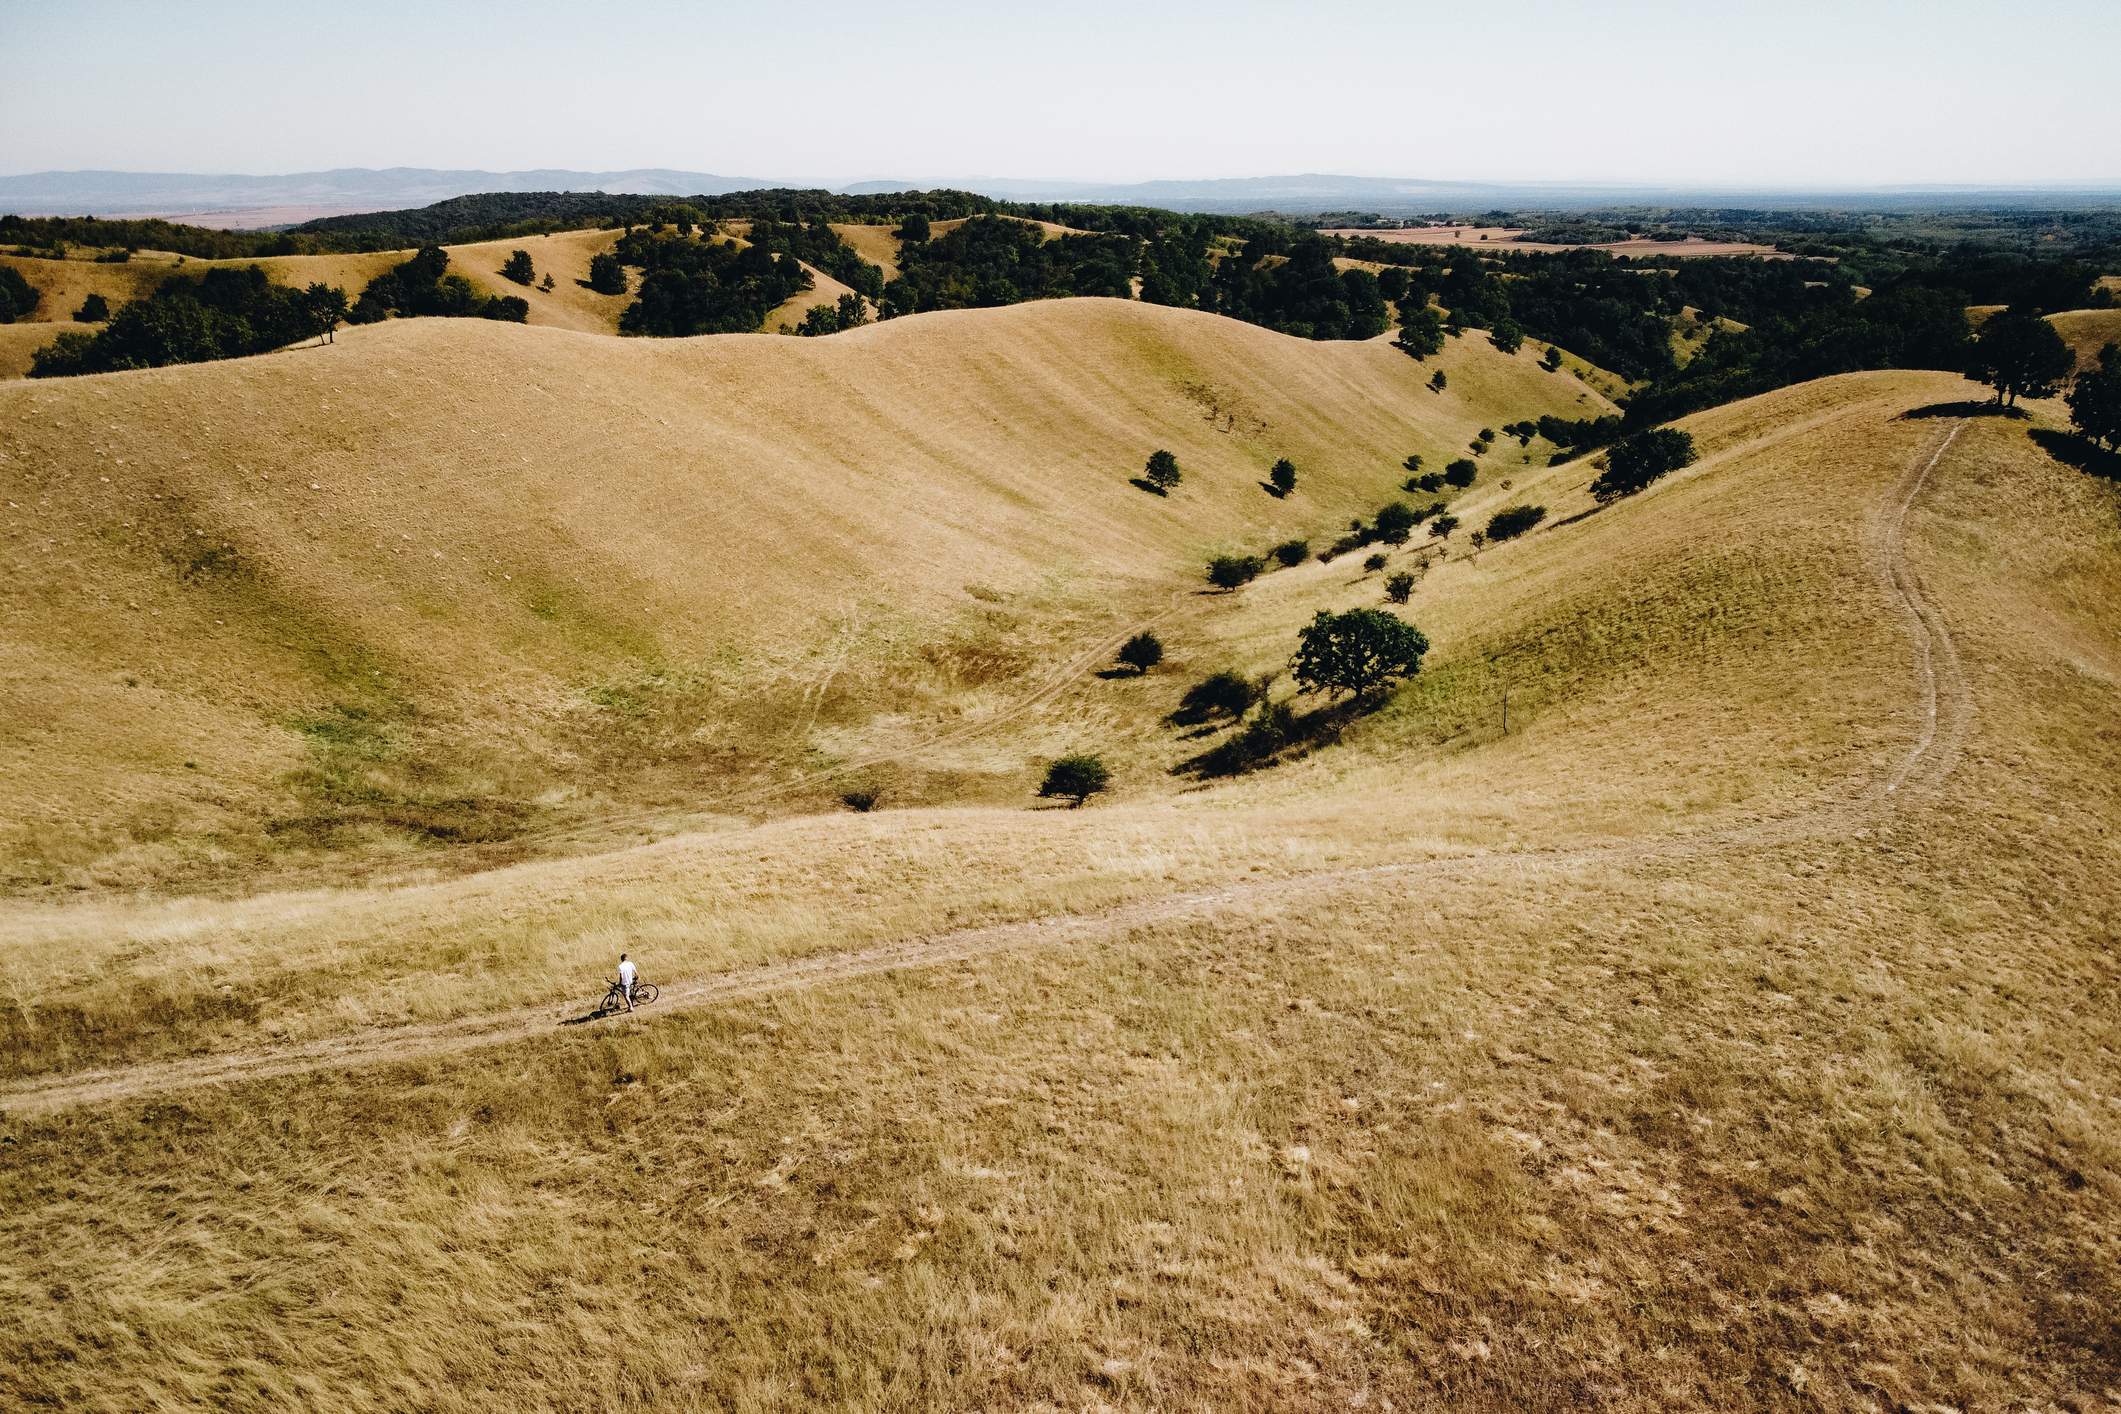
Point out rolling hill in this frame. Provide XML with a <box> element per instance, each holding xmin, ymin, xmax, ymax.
<box><xmin>1</xmin><ymin>304</ymin><xmax>2115</xmax><ymax>1408</ymax></box>
<box><xmin>0</xmin><ymin>227</ymin><xmax>631</xmax><ymax>347</ymax></box>
<box><xmin>0</xmin><ymin>299</ymin><xmax>1611</xmax><ymax>892</ymax></box>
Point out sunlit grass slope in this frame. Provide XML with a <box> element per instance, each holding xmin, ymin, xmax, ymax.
<box><xmin>0</xmin><ymin>303</ymin><xmax>1594</xmax><ymax>890</ymax></box>
<box><xmin>1</xmin><ymin>370</ymin><xmax>2115</xmax><ymax>1411</ymax></box>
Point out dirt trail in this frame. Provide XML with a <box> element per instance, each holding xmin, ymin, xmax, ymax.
<box><xmin>0</xmin><ymin>423</ymin><xmax>1970</xmax><ymax>1116</ymax></box>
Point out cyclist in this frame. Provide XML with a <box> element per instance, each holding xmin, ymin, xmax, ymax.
<box><xmin>617</xmin><ymin>953</ymin><xmax>638</xmax><ymax>1012</ymax></box>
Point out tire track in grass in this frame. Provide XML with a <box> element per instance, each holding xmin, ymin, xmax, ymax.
<box><xmin>0</xmin><ymin>423</ymin><xmax>1970</xmax><ymax>1115</ymax></box>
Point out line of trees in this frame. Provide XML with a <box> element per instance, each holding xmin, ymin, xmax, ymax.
<box><xmin>30</xmin><ymin>266</ymin><xmax>346</xmax><ymax>377</ymax></box>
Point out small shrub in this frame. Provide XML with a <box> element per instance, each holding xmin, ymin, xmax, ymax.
<box><xmin>1268</xmin><ymin>458</ymin><xmax>1297</xmax><ymax>496</ymax></box>
<box><xmin>1428</xmin><ymin>513</ymin><xmax>1459</xmax><ymax>541</ymax></box>
<box><xmin>1116</xmin><ymin>631</ymin><xmax>1164</xmax><ymax>674</ymax></box>
<box><xmin>1428</xmin><ymin>370</ymin><xmax>1447</xmax><ymax>392</ymax></box>
<box><xmin>1402</xmin><ymin>453</ymin><xmax>1424</xmax><ymax>474</ymax></box>
<box><xmin>1485</xmin><ymin>504</ymin><xmax>1547</xmax><ymax>541</ymax></box>
<box><xmin>839</xmin><ymin>789</ymin><xmax>878</xmax><ymax>812</ymax></box>
<box><xmin>1444</xmin><ymin>459</ymin><xmax>1477</xmax><ymax>488</ymax></box>
<box><xmin>1362</xmin><ymin>552</ymin><xmax>1389</xmax><ymax>573</ymax></box>
<box><xmin>1039</xmin><ymin>754</ymin><xmax>1110</xmax><ymax>806</ymax></box>
<box><xmin>1541</xmin><ymin>346</ymin><xmax>1564</xmax><ymax>371</ymax></box>
<box><xmin>1385</xmin><ymin>571</ymin><xmax>1416</xmax><ymax>603</ymax></box>
<box><xmin>1206</xmin><ymin>554</ymin><xmax>1264</xmax><ymax>591</ymax></box>
<box><xmin>73</xmin><ymin>292</ymin><xmax>111</xmax><ymax>322</ymax></box>
<box><xmin>1272</xmin><ymin>538</ymin><xmax>1311</xmax><ymax>567</ymax></box>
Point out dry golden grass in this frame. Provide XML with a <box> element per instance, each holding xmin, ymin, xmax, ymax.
<box><xmin>0</xmin><ymin>227</ymin><xmax>629</xmax><ymax>349</ymax></box>
<box><xmin>0</xmin><ymin>301</ymin><xmax>1593</xmax><ymax>893</ymax></box>
<box><xmin>830</xmin><ymin>222</ymin><xmax>904</xmax><ymax>282</ymax></box>
<box><xmin>763</xmin><ymin>262</ymin><xmax>863</xmax><ymax>332</ymax></box>
<box><xmin>0</xmin><ymin>320</ymin><xmax>84</xmax><ymax>378</ymax></box>
<box><xmin>0</xmin><ymin>360</ymin><xmax>2115</xmax><ymax>1409</ymax></box>
<box><xmin>2049</xmin><ymin>306</ymin><xmax>2121</xmax><ymax>369</ymax></box>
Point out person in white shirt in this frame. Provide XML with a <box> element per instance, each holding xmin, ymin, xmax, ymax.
<box><xmin>617</xmin><ymin>954</ymin><xmax>638</xmax><ymax>1011</ymax></box>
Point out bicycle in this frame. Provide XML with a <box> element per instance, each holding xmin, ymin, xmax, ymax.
<box><xmin>596</xmin><ymin>978</ymin><xmax>659</xmax><ymax>1015</ymax></box>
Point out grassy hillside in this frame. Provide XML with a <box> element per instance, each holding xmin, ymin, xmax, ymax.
<box><xmin>0</xmin><ymin>319</ymin><xmax>84</xmax><ymax>378</ymax></box>
<box><xmin>0</xmin><ymin>227</ymin><xmax>630</xmax><ymax>349</ymax></box>
<box><xmin>2</xmin><ymin>361</ymin><xmax>2115</xmax><ymax>1409</ymax></box>
<box><xmin>0</xmin><ymin>302</ymin><xmax>1604</xmax><ymax>892</ymax></box>
<box><xmin>2050</xmin><ymin>306</ymin><xmax>2121</xmax><ymax>369</ymax></box>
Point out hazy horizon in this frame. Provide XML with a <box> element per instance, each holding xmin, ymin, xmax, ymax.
<box><xmin>3</xmin><ymin>0</ymin><xmax>2116</xmax><ymax>189</ymax></box>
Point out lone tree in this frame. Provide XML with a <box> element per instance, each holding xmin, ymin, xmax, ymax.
<box><xmin>1540</xmin><ymin>345</ymin><xmax>1564</xmax><ymax>372</ymax></box>
<box><xmin>302</xmin><ymin>282</ymin><xmax>349</xmax><ymax>345</ymax></box>
<box><xmin>1966</xmin><ymin>307</ymin><xmax>2072</xmax><ymax>407</ymax></box>
<box><xmin>1591</xmin><ymin>427</ymin><xmax>1696</xmax><ymax>502</ymax></box>
<box><xmin>501</xmin><ymin>250</ymin><xmax>536</xmax><ymax>286</ymax></box>
<box><xmin>74</xmin><ymin>292</ymin><xmax>111</xmax><ymax>322</ymax></box>
<box><xmin>1396</xmin><ymin>302</ymin><xmax>1444</xmax><ymax>359</ymax></box>
<box><xmin>1444</xmin><ymin>458</ymin><xmax>1477</xmax><ymax>488</ymax></box>
<box><xmin>1143</xmin><ymin>448</ymin><xmax>1183</xmax><ymax>492</ymax></box>
<box><xmin>1485</xmin><ymin>504</ymin><xmax>1547</xmax><ymax>541</ymax></box>
<box><xmin>1428</xmin><ymin>513</ymin><xmax>1460</xmax><ymax>541</ymax></box>
<box><xmin>539</xmin><ymin>273</ymin><xmax>556</xmax><ymax>292</ymax></box>
<box><xmin>1116</xmin><ymin>631</ymin><xmax>1164</xmax><ymax>675</ymax></box>
<box><xmin>1039</xmin><ymin>754</ymin><xmax>1110</xmax><ymax>807</ymax></box>
<box><xmin>1428</xmin><ymin>369</ymin><xmax>1448</xmax><ymax>393</ymax></box>
<box><xmin>1402</xmin><ymin>453</ymin><xmax>1423</xmax><ymax>474</ymax></box>
<box><xmin>1207</xmin><ymin>554</ymin><xmax>1265</xmax><ymax>591</ymax></box>
<box><xmin>1291</xmin><ymin>607</ymin><xmax>1430</xmax><ymax>700</ymax></box>
<box><xmin>1374</xmin><ymin>500</ymin><xmax>1417</xmax><ymax>544</ymax></box>
<box><xmin>586</xmin><ymin>252</ymin><xmax>629</xmax><ymax>295</ymax></box>
<box><xmin>1268</xmin><ymin>457</ymin><xmax>1297</xmax><ymax>496</ymax></box>
<box><xmin>2067</xmin><ymin>341</ymin><xmax>2121</xmax><ymax>451</ymax></box>
<box><xmin>1384</xmin><ymin>570</ymin><xmax>1416</xmax><ymax>603</ymax></box>
<box><xmin>1363</xmin><ymin>551</ymin><xmax>1390</xmax><ymax>573</ymax></box>
<box><xmin>1272</xmin><ymin>538</ymin><xmax>1311</xmax><ymax>567</ymax></box>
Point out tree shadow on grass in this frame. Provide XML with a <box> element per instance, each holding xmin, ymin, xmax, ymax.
<box><xmin>2029</xmin><ymin>428</ymin><xmax>2121</xmax><ymax>482</ymax></box>
<box><xmin>1171</xmin><ymin>695</ymin><xmax>1376</xmax><ymax>780</ymax></box>
<box><xmin>1129</xmin><ymin>478</ymin><xmax>1169</xmax><ymax>497</ymax></box>
<box><xmin>1899</xmin><ymin>400</ymin><xmax>2029</xmax><ymax>421</ymax></box>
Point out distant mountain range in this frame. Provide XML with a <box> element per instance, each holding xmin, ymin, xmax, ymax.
<box><xmin>6</xmin><ymin>167</ymin><xmax>2119</xmax><ymax>225</ymax></box>
<box><xmin>0</xmin><ymin>168</ymin><xmax>774</xmax><ymax>220</ymax></box>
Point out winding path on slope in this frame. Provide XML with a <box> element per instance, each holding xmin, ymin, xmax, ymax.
<box><xmin>0</xmin><ymin>423</ymin><xmax>1972</xmax><ymax>1116</ymax></box>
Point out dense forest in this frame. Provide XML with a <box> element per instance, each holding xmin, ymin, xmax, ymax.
<box><xmin>349</xmin><ymin>245</ymin><xmax>528</xmax><ymax>324</ymax></box>
<box><xmin>613</xmin><ymin>226</ymin><xmax>814</xmax><ymax>336</ymax></box>
<box><xmin>881</xmin><ymin>216</ymin><xmax>1135</xmax><ymax>316</ymax></box>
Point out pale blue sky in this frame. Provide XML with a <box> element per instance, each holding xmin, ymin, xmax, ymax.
<box><xmin>2</xmin><ymin>0</ymin><xmax>2115</xmax><ymax>185</ymax></box>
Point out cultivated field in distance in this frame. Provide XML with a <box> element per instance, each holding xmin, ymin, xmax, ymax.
<box><xmin>1321</xmin><ymin>225</ymin><xmax>1792</xmax><ymax>258</ymax></box>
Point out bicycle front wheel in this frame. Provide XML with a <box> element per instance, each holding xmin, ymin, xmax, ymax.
<box><xmin>633</xmin><ymin>983</ymin><xmax>659</xmax><ymax>1007</ymax></box>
